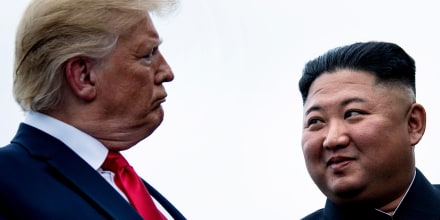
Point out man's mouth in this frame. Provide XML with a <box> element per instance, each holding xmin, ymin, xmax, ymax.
<box><xmin>326</xmin><ymin>156</ymin><xmax>354</xmax><ymax>170</ymax></box>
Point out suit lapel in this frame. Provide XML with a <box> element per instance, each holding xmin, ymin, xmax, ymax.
<box><xmin>13</xmin><ymin>124</ymin><xmax>143</xmax><ymax>220</ymax></box>
<box><xmin>143</xmin><ymin>180</ymin><xmax>186</xmax><ymax>220</ymax></box>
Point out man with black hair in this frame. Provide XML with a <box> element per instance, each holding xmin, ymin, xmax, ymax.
<box><xmin>299</xmin><ymin>41</ymin><xmax>440</xmax><ymax>219</ymax></box>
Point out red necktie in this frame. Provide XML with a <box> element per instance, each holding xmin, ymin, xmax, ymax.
<box><xmin>102</xmin><ymin>151</ymin><xmax>166</xmax><ymax>220</ymax></box>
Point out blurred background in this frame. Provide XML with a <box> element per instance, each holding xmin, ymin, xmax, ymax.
<box><xmin>1</xmin><ymin>0</ymin><xmax>439</xmax><ymax>219</ymax></box>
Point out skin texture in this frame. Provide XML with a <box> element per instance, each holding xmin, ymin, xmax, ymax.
<box><xmin>48</xmin><ymin>13</ymin><xmax>174</xmax><ymax>151</ymax></box>
<box><xmin>301</xmin><ymin>69</ymin><xmax>426</xmax><ymax>212</ymax></box>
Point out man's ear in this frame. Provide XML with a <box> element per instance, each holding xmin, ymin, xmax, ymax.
<box><xmin>407</xmin><ymin>103</ymin><xmax>426</xmax><ymax>146</ymax></box>
<box><xmin>64</xmin><ymin>57</ymin><xmax>97</xmax><ymax>101</ymax></box>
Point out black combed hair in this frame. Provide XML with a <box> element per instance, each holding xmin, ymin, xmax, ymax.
<box><xmin>299</xmin><ymin>41</ymin><xmax>416</xmax><ymax>103</ymax></box>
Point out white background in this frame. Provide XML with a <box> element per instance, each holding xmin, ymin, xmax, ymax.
<box><xmin>1</xmin><ymin>1</ymin><xmax>440</xmax><ymax>219</ymax></box>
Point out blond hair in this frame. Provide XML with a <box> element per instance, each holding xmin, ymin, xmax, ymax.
<box><xmin>14</xmin><ymin>0</ymin><xmax>176</xmax><ymax>111</ymax></box>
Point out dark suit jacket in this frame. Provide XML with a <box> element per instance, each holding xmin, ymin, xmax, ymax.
<box><xmin>302</xmin><ymin>169</ymin><xmax>440</xmax><ymax>220</ymax></box>
<box><xmin>0</xmin><ymin>123</ymin><xmax>186</xmax><ymax>220</ymax></box>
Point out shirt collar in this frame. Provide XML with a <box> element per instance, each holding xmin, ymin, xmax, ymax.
<box><xmin>23</xmin><ymin>111</ymin><xmax>108</xmax><ymax>170</ymax></box>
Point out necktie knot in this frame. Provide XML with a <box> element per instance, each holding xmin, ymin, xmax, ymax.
<box><xmin>102</xmin><ymin>151</ymin><xmax>130</xmax><ymax>172</ymax></box>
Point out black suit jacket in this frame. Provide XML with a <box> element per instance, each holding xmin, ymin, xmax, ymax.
<box><xmin>0</xmin><ymin>123</ymin><xmax>186</xmax><ymax>220</ymax></box>
<box><xmin>302</xmin><ymin>169</ymin><xmax>440</xmax><ymax>220</ymax></box>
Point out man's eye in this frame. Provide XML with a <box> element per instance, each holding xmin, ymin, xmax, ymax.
<box><xmin>144</xmin><ymin>47</ymin><xmax>158</xmax><ymax>60</ymax></box>
<box><xmin>307</xmin><ymin>118</ymin><xmax>323</xmax><ymax>127</ymax></box>
<box><xmin>344</xmin><ymin>110</ymin><xmax>363</xmax><ymax>119</ymax></box>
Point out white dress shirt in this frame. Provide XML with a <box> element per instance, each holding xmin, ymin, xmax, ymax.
<box><xmin>23</xmin><ymin>112</ymin><xmax>171</xmax><ymax>218</ymax></box>
<box><xmin>24</xmin><ymin>111</ymin><xmax>129</xmax><ymax>200</ymax></box>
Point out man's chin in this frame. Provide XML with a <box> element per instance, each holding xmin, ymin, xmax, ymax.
<box><xmin>141</xmin><ymin>116</ymin><xmax>164</xmax><ymax>136</ymax></box>
<box><xmin>326</xmin><ymin>185</ymin><xmax>367</xmax><ymax>204</ymax></box>
<box><xmin>324</xmin><ymin>177</ymin><xmax>366</xmax><ymax>201</ymax></box>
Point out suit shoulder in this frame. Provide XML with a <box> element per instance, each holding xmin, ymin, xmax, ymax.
<box><xmin>301</xmin><ymin>208</ymin><xmax>324</xmax><ymax>220</ymax></box>
<box><xmin>0</xmin><ymin>143</ymin><xmax>34</xmax><ymax>175</ymax></box>
<box><xmin>0</xmin><ymin>143</ymin><xmax>28</xmax><ymax>160</ymax></box>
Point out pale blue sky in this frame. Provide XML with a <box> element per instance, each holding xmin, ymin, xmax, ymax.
<box><xmin>1</xmin><ymin>1</ymin><xmax>440</xmax><ymax>219</ymax></box>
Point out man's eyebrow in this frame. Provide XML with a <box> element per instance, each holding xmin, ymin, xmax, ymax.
<box><xmin>304</xmin><ymin>97</ymin><xmax>366</xmax><ymax>116</ymax></box>
<box><xmin>305</xmin><ymin>105</ymin><xmax>321</xmax><ymax>116</ymax></box>
<box><xmin>136</xmin><ymin>38</ymin><xmax>162</xmax><ymax>53</ymax></box>
<box><xmin>341</xmin><ymin>97</ymin><xmax>366</xmax><ymax>106</ymax></box>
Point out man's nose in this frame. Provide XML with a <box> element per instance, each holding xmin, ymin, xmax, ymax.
<box><xmin>323</xmin><ymin>121</ymin><xmax>350</xmax><ymax>150</ymax></box>
<box><xmin>155</xmin><ymin>52</ymin><xmax>174</xmax><ymax>84</ymax></box>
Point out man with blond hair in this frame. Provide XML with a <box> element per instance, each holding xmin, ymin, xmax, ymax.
<box><xmin>0</xmin><ymin>0</ymin><xmax>186</xmax><ymax>219</ymax></box>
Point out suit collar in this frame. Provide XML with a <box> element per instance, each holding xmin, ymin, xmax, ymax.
<box><xmin>323</xmin><ymin>169</ymin><xmax>440</xmax><ymax>220</ymax></box>
<box><xmin>394</xmin><ymin>169</ymin><xmax>440</xmax><ymax>219</ymax></box>
<box><xmin>12</xmin><ymin>123</ymin><xmax>143</xmax><ymax>220</ymax></box>
<box><xmin>24</xmin><ymin>111</ymin><xmax>107</xmax><ymax>169</ymax></box>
